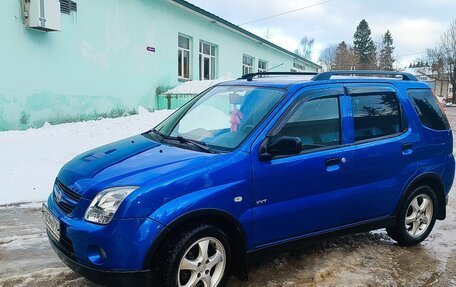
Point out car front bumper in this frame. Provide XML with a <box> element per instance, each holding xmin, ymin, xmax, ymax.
<box><xmin>45</xmin><ymin>193</ymin><xmax>168</xmax><ymax>286</ymax></box>
<box><xmin>48</xmin><ymin>232</ymin><xmax>150</xmax><ymax>287</ymax></box>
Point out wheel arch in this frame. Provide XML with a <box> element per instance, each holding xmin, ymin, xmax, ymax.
<box><xmin>398</xmin><ymin>172</ymin><xmax>446</xmax><ymax>220</ymax></box>
<box><xmin>144</xmin><ymin>209</ymin><xmax>249</xmax><ymax>281</ymax></box>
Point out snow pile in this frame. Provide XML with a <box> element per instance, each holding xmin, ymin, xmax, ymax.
<box><xmin>164</xmin><ymin>79</ymin><xmax>231</xmax><ymax>95</ymax></box>
<box><xmin>0</xmin><ymin>108</ymin><xmax>173</xmax><ymax>205</ymax></box>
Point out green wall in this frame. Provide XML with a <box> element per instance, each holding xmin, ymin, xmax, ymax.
<box><xmin>0</xmin><ymin>0</ymin><xmax>318</xmax><ymax>131</ymax></box>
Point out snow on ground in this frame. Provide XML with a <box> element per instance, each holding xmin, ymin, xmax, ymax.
<box><xmin>0</xmin><ymin>108</ymin><xmax>173</xmax><ymax>205</ymax></box>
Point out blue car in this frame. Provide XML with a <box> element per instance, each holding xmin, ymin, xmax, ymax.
<box><xmin>43</xmin><ymin>71</ymin><xmax>454</xmax><ymax>287</ymax></box>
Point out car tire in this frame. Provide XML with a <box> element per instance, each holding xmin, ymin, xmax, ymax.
<box><xmin>153</xmin><ymin>224</ymin><xmax>232</xmax><ymax>287</ymax></box>
<box><xmin>387</xmin><ymin>185</ymin><xmax>437</xmax><ymax>246</ymax></box>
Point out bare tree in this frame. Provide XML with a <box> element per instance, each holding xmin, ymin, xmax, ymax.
<box><xmin>294</xmin><ymin>36</ymin><xmax>315</xmax><ymax>60</ymax></box>
<box><xmin>427</xmin><ymin>20</ymin><xmax>456</xmax><ymax>103</ymax></box>
<box><xmin>334</xmin><ymin>41</ymin><xmax>357</xmax><ymax>70</ymax></box>
<box><xmin>318</xmin><ymin>44</ymin><xmax>337</xmax><ymax>71</ymax></box>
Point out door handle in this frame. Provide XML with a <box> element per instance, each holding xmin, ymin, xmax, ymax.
<box><xmin>325</xmin><ymin>158</ymin><xmax>342</xmax><ymax>172</ymax></box>
<box><xmin>326</xmin><ymin>158</ymin><xmax>341</xmax><ymax>166</ymax></box>
<box><xmin>402</xmin><ymin>143</ymin><xmax>413</xmax><ymax>155</ymax></box>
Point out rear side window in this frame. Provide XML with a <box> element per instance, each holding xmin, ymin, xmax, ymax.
<box><xmin>406</xmin><ymin>89</ymin><xmax>450</xmax><ymax>130</ymax></box>
<box><xmin>351</xmin><ymin>93</ymin><xmax>404</xmax><ymax>142</ymax></box>
<box><xmin>275</xmin><ymin>97</ymin><xmax>340</xmax><ymax>151</ymax></box>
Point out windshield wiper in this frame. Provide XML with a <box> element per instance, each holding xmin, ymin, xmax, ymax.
<box><xmin>151</xmin><ymin>129</ymin><xmax>217</xmax><ymax>154</ymax></box>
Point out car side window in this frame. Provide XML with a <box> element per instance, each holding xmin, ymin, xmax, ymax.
<box><xmin>406</xmin><ymin>89</ymin><xmax>450</xmax><ymax>130</ymax></box>
<box><xmin>351</xmin><ymin>93</ymin><xmax>404</xmax><ymax>142</ymax></box>
<box><xmin>274</xmin><ymin>97</ymin><xmax>341</xmax><ymax>152</ymax></box>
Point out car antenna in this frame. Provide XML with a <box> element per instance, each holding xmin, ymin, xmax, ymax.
<box><xmin>247</xmin><ymin>63</ymin><xmax>284</xmax><ymax>81</ymax></box>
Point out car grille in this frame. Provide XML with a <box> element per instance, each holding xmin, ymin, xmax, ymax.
<box><xmin>56</xmin><ymin>179</ymin><xmax>82</xmax><ymax>201</ymax></box>
<box><xmin>53</xmin><ymin>179</ymin><xmax>82</xmax><ymax>215</ymax></box>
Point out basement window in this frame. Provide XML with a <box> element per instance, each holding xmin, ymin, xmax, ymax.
<box><xmin>60</xmin><ymin>0</ymin><xmax>77</xmax><ymax>14</ymax></box>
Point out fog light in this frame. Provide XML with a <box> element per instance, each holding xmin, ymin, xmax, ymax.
<box><xmin>87</xmin><ymin>245</ymin><xmax>107</xmax><ymax>265</ymax></box>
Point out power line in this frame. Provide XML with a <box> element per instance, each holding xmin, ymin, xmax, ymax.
<box><xmin>396</xmin><ymin>51</ymin><xmax>427</xmax><ymax>58</ymax></box>
<box><xmin>238</xmin><ymin>0</ymin><xmax>334</xmax><ymax>26</ymax></box>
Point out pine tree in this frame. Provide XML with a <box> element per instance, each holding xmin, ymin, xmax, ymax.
<box><xmin>353</xmin><ymin>20</ymin><xmax>377</xmax><ymax>70</ymax></box>
<box><xmin>378</xmin><ymin>30</ymin><xmax>395</xmax><ymax>71</ymax></box>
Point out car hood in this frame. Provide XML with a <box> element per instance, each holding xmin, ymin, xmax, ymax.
<box><xmin>57</xmin><ymin>134</ymin><xmax>216</xmax><ymax>198</ymax></box>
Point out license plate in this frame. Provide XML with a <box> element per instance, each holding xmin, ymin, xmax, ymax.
<box><xmin>42</xmin><ymin>204</ymin><xmax>60</xmax><ymax>241</ymax></box>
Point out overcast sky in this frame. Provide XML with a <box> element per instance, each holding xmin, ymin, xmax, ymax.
<box><xmin>188</xmin><ymin>0</ymin><xmax>456</xmax><ymax>68</ymax></box>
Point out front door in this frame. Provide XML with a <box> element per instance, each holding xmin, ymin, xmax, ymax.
<box><xmin>251</xmin><ymin>86</ymin><xmax>353</xmax><ymax>247</ymax></box>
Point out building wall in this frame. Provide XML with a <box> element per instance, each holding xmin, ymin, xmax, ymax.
<box><xmin>0</xmin><ymin>0</ymin><xmax>318</xmax><ymax>131</ymax></box>
<box><xmin>435</xmin><ymin>80</ymin><xmax>450</xmax><ymax>99</ymax></box>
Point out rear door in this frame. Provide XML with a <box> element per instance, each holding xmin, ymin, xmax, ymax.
<box><xmin>344</xmin><ymin>84</ymin><xmax>418</xmax><ymax>223</ymax></box>
<box><xmin>251</xmin><ymin>85</ymin><xmax>353</xmax><ymax>247</ymax></box>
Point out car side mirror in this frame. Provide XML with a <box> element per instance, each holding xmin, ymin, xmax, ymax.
<box><xmin>259</xmin><ymin>136</ymin><xmax>302</xmax><ymax>161</ymax></box>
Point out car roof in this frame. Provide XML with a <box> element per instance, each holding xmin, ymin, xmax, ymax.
<box><xmin>219</xmin><ymin>75</ymin><xmax>314</xmax><ymax>89</ymax></box>
<box><xmin>218</xmin><ymin>70</ymin><xmax>430</xmax><ymax>90</ymax></box>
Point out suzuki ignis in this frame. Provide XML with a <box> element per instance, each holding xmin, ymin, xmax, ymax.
<box><xmin>44</xmin><ymin>71</ymin><xmax>454</xmax><ymax>287</ymax></box>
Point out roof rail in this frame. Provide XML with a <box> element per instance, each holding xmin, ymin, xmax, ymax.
<box><xmin>312</xmin><ymin>70</ymin><xmax>418</xmax><ymax>81</ymax></box>
<box><xmin>240</xmin><ymin>72</ymin><xmax>318</xmax><ymax>81</ymax></box>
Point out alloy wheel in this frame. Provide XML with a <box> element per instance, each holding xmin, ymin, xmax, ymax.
<box><xmin>405</xmin><ymin>194</ymin><xmax>433</xmax><ymax>237</ymax></box>
<box><xmin>178</xmin><ymin>237</ymin><xmax>226</xmax><ymax>287</ymax></box>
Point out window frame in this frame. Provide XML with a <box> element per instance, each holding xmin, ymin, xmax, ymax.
<box><xmin>178</xmin><ymin>34</ymin><xmax>191</xmax><ymax>81</ymax></box>
<box><xmin>199</xmin><ymin>41</ymin><xmax>217</xmax><ymax>80</ymax></box>
<box><xmin>349</xmin><ymin>91</ymin><xmax>409</xmax><ymax>145</ymax></box>
<box><xmin>266</xmin><ymin>88</ymin><xmax>344</xmax><ymax>158</ymax></box>
<box><xmin>258</xmin><ymin>59</ymin><xmax>268</xmax><ymax>73</ymax></box>
<box><xmin>242</xmin><ymin>54</ymin><xmax>255</xmax><ymax>76</ymax></box>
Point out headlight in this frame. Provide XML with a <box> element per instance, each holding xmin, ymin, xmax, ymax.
<box><xmin>84</xmin><ymin>186</ymin><xmax>138</xmax><ymax>224</ymax></box>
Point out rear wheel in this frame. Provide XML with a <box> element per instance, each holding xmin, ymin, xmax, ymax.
<box><xmin>153</xmin><ymin>224</ymin><xmax>231</xmax><ymax>287</ymax></box>
<box><xmin>387</xmin><ymin>186</ymin><xmax>437</xmax><ymax>246</ymax></box>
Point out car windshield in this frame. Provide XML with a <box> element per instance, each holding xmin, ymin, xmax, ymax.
<box><xmin>153</xmin><ymin>85</ymin><xmax>285</xmax><ymax>151</ymax></box>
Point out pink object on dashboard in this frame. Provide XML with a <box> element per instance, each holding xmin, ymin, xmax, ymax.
<box><xmin>230</xmin><ymin>108</ymin><xmax>243</xmax><ymax>131</ymax></box>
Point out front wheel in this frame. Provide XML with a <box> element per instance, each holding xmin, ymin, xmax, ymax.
<box><xmin>154</xmin><ymin>224</ymin><xmax>231</xmax><ymax>287</ymax></box>
<box><xmin>387</xmin><ymin>186</ymin><xmax>437</xmax><ymax>246</ymax></box>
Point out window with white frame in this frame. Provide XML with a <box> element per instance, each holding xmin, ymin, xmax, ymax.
<box><xmin>258</xmin><ymin>59</ymin><xmax>267</xmax><ymax>73</ymax></box>
<box><xmin>242</xmin><ymin>55</ymin><xmax>254</xmax><ymax>75</ymax></box>
<box><xmin>293</xmin><ymin>60</ymin><xmax>306</xmax><ymax>71</ymax></box>
<box><xmin>178</xmin><ymin>35</ymin><xmax>191</xmax><ymax>80</ymax></box>
<box><xmin>199</xmin><ymin>41</ymin><xmax>216</xmax><ymax>80</ymax></box>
